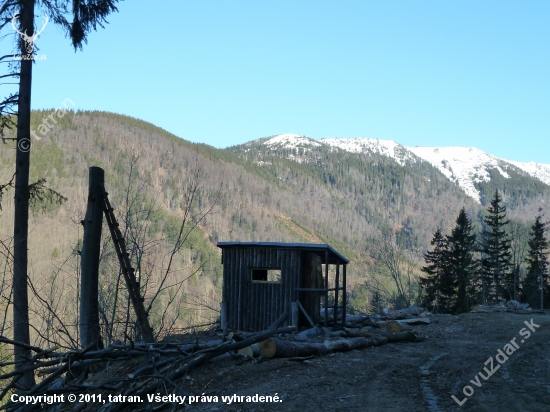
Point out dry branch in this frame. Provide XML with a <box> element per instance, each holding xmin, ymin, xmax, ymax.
<box><xmin>103</xmin><ymin>311</ymin><xmax>290</xmax><ymax>412</ymax></box>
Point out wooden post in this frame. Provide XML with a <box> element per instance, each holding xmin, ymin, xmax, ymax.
<box><xmin>291</xmin><ymin>301</ymin><xmax>299</xmax><ymax>329</ymax></box>
<box><xmin>342</xmin><ymin>264</ymin><xmax>347</xmax><ymax>328</ymax></box>
<box><xmin>80</xmin><ymin>167</ymin><xmax>104</xmax><ymax>349</ymax></box>
<box><xmin>324</xmin><ymin>250</ymin><xmax>329</xmax><ymax>327</ymax></box>
<box><xmin>221</xmin><ymin>301</ymin><xmax>227</xmax><ymax>337</ymax></box>
<box><xmin>333</xmin><ymin>263</ymin><xmax>340</xmax><ymax>330</ymax></box>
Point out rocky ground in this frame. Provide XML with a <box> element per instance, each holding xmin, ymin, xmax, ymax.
<box><xmin>183</xmin><ymin>312</ymin><xmax>550</xmax><ymax>411</ymax></box>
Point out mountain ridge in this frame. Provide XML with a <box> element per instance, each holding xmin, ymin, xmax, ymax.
<box><xmin>245</xmin><ymin>134</ymin><xmax>550</xmax><ymax>203</ymax></box>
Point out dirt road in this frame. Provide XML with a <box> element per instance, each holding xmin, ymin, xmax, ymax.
<box><xmin>188</xmin><ymin>312</ymin><xmax>550</xmax><ymax>411</ymax></box>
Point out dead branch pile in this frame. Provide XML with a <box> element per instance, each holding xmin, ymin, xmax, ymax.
<box><xmin>0</xmin><ymin>310</ymin><xmax>426</xmax><ymax>411</ymax></box>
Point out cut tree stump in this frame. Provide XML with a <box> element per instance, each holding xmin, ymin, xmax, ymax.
<box><xmin>386</xmin><ymin>320</ymin><xmax>413</xmax><ymax>333</ymax></box>
<box><xmin>260</xmin><ymin>339</ymin><xmax>277</xmax><ymax>358</ymax></box>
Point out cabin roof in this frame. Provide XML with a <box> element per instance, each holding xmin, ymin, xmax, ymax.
<box><xmin>217</xmin><ymin>242</ymin><xmax>349</xmax><ymax>265</ymax></box>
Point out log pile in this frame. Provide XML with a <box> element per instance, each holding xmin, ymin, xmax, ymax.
<box><xmin>470</xmin><ymin>300</ymin><xmax>545</xmax><ymax>314</ymax></box>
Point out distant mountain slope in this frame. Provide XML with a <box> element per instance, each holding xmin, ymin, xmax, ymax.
<box><xmin>228</xmin><ymin>133</ymin><xmax>479</xmax><ymax>250</ymax></box>
<box><xmin>244</xmin><ymin>134</ymin><xmax>550</xmax><ymax>206</ymax></box>
<box><xmin>0</xmin><ymin>120</ymin><xmax>546</xmax><ymax>310</ymax></box>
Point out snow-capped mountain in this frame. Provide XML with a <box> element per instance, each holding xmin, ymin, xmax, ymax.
<box><xmin>406</xmin><ymin>146</ymin><xmax>550</xmax><ymax>203</ymax></box>
<box><xmin>408</xmin><ymin>146</ymin><xmax>512</xmax><ymax>202</ymax></box>
<box><xmin>257</xmin><ymin>134</ymin><xmax>550</xmax><ymax>203</ymax></box>
<box><xmin>320</xmin><ymin>138</ymin><xmax>416</xmax><ymax>166</ymax></box>
<box><xmin>264</xmin><ymin>133</ymin><xmax>321</xmax><ymax>149</ymax></box>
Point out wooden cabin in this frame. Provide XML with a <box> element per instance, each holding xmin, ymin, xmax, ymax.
<box><xmin>217</xmin><ymin>242</ymin><xmax>349</xmax><ymax>332</ymax></box>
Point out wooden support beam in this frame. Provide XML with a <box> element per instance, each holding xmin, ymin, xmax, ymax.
<box><xmin>296</xmin><ymin>299</ymin><xmax>316</xmax><ymax>328</ymax></box>
<box><xmin>103</xmin><ymin>194</ymin><xmax>155</xmax><ymax>343</ymax></box>
<box><xmin>295</xmin><ymin>287</ymin><xmax>342</xmax><ymax>292</ymax></box>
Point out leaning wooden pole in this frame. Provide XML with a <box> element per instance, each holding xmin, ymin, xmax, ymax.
<box><xmin>103</xmin><ymin>193</ymin><xmax>155</xmax><ymax>343</ymax></box>
<box><xmin>80</xmin><ymin>167</ymin><xmax>104</xmax><ymax>349</ymax></box>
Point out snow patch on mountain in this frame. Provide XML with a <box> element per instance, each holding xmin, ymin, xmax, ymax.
<box><xmin>506</xmin><ymin>161</ymin><xmax>550</xmax><ymax>186</ymax></box>
<box><xmin>264</xmin><ymin>134</ymin><xmax>320</xmax><ymax>148</ymax></box>
<box><xmin>408</xmin><ymin>146</ymin><xmax>513</xmax><ymax>202</ymax></box>
<box><xmin>320</xmin><ymin>137</ymin><xmax>415</xmax><ymax>166</ymax></box>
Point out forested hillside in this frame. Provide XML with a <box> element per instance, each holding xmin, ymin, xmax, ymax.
<box><xmin>0</xmin><ymin>111</ymin><xmax>548</xmax><ymax>343</ymax></box>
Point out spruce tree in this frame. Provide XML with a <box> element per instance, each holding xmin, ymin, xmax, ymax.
<box><xmin>420</xmin><ymin>228</ymin><xmax>449</xmax><ymax>313</ymax></box>
<box><xmin>479</xmin><ymin>189</ymin><xmax>513</xmax><ymax>302</ymax></box>
<box><xmin>447</xmin><ymin>208</ymin><xmax>478</xmax><ymax>314</ymax></box>
<box><xmin>522</xmin><ymin>211</ymin><xmax>549</xmax><ymax>309</ymax></box>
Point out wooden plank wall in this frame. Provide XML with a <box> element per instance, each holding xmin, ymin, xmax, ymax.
<box><xmin>222</xmin><ymin>247</ymin><xmax>301</xmax><ymax>332</ymax></box>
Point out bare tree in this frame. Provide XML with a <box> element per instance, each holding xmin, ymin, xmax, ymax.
<box><xmin>95</xmin><ymin>155</ymin><xmax>223</xmax><ymax>344</ymax></box>
<box><xmin>510</xmin><ymin>222</ymin><xmax>527</xmax><ymax>301</ymax></box>
<box><xmin>369</xmin><ymin>228</ymin><xmax>421</xmax><ymax>309</ymax></box>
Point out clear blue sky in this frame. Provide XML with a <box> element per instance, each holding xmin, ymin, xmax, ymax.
<box><xmin>2</xmin><ymin>0</ymin><xmax>549</xmax><ymax>163</ymax></box>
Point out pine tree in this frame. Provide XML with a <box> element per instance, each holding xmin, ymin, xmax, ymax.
<box><xmin>522</xmin><ymin>211</ymin><xmax>549</xmax><ymax>309</ymax></box>
<box><xmin>447</xmin><ymin>207</ymin><xmax>478</xmax><ymax>314</ymax></box>
<box><xmin>420</xmin><ymin>228</ymin><xmax>449</xmax><ymax>313</ymax></box>
<box><xmin>479</xmin><ymin>189</ymin><xmax>513</xmax><ymax>302</ymax></box>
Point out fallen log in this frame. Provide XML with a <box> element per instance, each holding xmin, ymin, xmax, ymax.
<box><xmin>261</xmin><ymin>335</ymin><xmax>388</xmax><ymax>359</ymax></box>
<box><xmin>398</xmin><ymin>318</ymin><xmax>430</xmax><ymax>325</ymax></box>
<box><xmin>345</xmin><ymin>313</ymin><xmax>370</xmax><ymax>323</ymax></box>
<box><xmin>237</xmin><ymin>343</ymin><xmax>260</xmax><ymax>357</ymax></box>
<box><xmin>232</xmin><ymin>326</ymin><xmax>295</xmax><ymax>342</ymax></box>
<box><xmin>344</xmin><ymin>314</ymin><xmax>380</xmax><ymax>328</ymax></box>
<box><xmin>383</xmin><ymin>331</ymin><xmax>419</xmax><ymax>343</ymax></box>
<box><xmin>343</xmin><ymin>327</ymin><xmax>374</xmax><ymax>338</ymax></box>
<box><xmin>344</xmin><ymin>327</ymin><xmax>419</xmax><ymax>343</ymax></box>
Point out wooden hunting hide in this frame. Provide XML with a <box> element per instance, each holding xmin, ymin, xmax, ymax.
<box><xmin>217</xmin><ymin>242</ymin><xmax>349</xmax><ymax>332</ymax></box>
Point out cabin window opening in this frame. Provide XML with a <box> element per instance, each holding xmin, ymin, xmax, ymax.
<box><xmin>251</xmin><ymin>268</ymin><xmax>281</xmax><ymax>283</ymax></box>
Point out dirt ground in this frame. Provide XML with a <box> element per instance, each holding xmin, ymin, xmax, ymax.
<box><xmin>183</xmin><ymin>312</ymin><xmax>550</xmax><ymax>412</ymax></box>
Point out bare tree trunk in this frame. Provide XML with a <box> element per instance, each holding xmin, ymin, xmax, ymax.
<box><xmin>80</xmin><ymin>167</ymin><xmax>104</xmax><ymax>349</ymax></box>
<box><xmin>13</xmin><ymin>0</ymin><xmax>36</xmax><ymax>390</ymax></box>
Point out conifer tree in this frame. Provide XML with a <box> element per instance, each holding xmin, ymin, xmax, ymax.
<box><xmin>447</xmin><ymin>207</ymin><xmax>478</xmax><ymax>314</ymax></box>
<box><xmin>479</xmin><ymin>189</ymin><xmax>513</xmax><ymax>302</ymax></box>
<box><xmin>522</xmin><ymin>210</ymin><xmax>549</xmax><ymax>309</ymax></box>
<box><xmin>420</xmin><ymin>228</ymin><xmax>449</xmax><ymax>313</ymax></box>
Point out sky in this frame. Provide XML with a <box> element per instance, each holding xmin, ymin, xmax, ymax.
<box><xmin>1</xmin><ymin>0</ymin><xmax>549</xmax><ymax>163</ymax></box>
